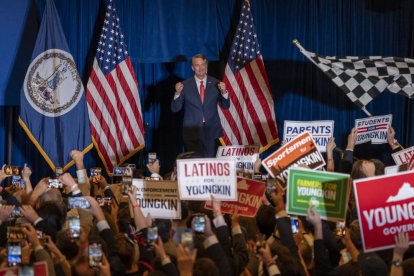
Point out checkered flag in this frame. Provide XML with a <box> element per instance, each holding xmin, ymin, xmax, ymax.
<box><xmin>294</xmin><ymin>40</ymin><xmax>414</xmax><ymax>111</ymax></box>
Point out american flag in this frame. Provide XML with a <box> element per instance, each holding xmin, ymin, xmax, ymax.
<box><xmin>218</xmin><ymin>0</ymin><xmax>278</xmax><ymax>151</ymax></box>
<box><xmin>86</xmin><ymin>0</ymin><xmax>145</xmax><ymax>174</ymax></box>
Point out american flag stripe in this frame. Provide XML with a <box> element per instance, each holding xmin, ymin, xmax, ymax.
<box><xmin>219</xmin><ymin>0</ymin><xmax>278</xmax><ymax>151</ymax></box>
<box><xmin>221</xmin><ymin>69</ymin><xmax>254</xmax><ymax>144</ymax></box>
<box><xmin>88</xmin><ymin>61</ymin><xmax>128</xmax><ymax>156</ymax></box>
<box><xmin>244</xmin><ymin>59</ymin><xmax>278</xmax><ymax>142</ymax></box>
<box><xmin>86</xmin><ymin>0</ymin><xmax>144</xmax><ymax>173</ymax></box>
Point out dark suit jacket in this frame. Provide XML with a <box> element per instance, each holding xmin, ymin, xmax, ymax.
<box><xmin>171</xmin><ymin>76</ymin><xmax>230</xmax><ymax>151</ymax></box>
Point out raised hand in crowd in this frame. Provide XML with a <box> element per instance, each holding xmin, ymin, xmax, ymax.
<box><xmin>254</xmin><ymin>157</ymin><xmax>262</xmax><ymax>173</ymax></box>
<box><xmin>70</xmin><ymin>149</ymin><xmax>85</xmax><ymax>170</ymax></box>
<box><xmin>0</xmin><ymin>164</ymin><xmax>11</xmax><ymax>182</ymax></box>
<box><xmin>177</xmin><ymin>244</ymin><xmax>197</xmax><ymax>276</ymax></box>
<box><xmin>21</xmin><ymin>163</ymin><xmax>33</xmax><ymax>193</ymax></box>
<box><xmin>28</xmin><ymin>178</ymin><xmax>49</xmax><ymax>206</ymax></box>
<box><xmin>306</xmin><ymin>206</ymin><xmax>322</xmax><ymax>240</ymax></box>
<box><xmin>19</xmin><ymin>205</ymin><xmax>41</xmax><ymax>224</ymax></box>
<box><xmin>59</xmin><ymin>172</ymin><xmax>81</xmax><ymax>195</ymax></box>
<box><xmin>326</xmin><ymin>137</ymin><xmax>336</xmax><ymax>172</ymax></box>
<box><xmin>387</xmin><ymin>126</ymin><xmax>401</xmax><ymax>151</ymax></box>
<box><xmin>0</xmin><ymin>205</ymin><xmax>15</xmax><ymax>222</ymax></box>
<box><xmin>346</xmin><ymin>127</ymin><xmax>357</xmax><ymax>151</ymax></box>
<box><xmin>127</xmin><ymin>185</ymin><xmax>148</xmax><ymax>231</ymax></box>
<box><xmin>97</xmin><ymin>254</ymin><xmax>111</xmax><ymax>276</ymax></box>
<box><xmin>391</xmin><ymin>232</ymin><xmax>409</xmax><ymax>276</ymax></box>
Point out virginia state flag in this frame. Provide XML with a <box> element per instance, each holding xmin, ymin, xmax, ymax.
<box><xmin>19</xmin><ymin>0</ymin><xmax>92</xmax><ymax>171</ymax></box>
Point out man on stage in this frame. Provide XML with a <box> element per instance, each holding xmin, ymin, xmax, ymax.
<box><xmin>171</xmin><ymin>54</ymin><xmax>230</xmax><ymax>157</ymax></box>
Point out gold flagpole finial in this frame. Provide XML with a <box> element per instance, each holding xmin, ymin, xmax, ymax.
<box><xmin>292</xmin><ymin>39</ymin><xmax>300</xmax><ymax>46</ymax></box>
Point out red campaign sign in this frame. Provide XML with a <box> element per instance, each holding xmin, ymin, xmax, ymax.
<box><xmin>354</xmin><ymin>171</ymin><xmax>414</xmax><ymax>252</ymax></box>
<box><xmin>205</xmin><ymin>177</ymin><xmax>266</xmax><ymax>218</ymax></box>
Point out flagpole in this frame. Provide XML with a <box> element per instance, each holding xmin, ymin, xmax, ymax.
<box><xmin>292</xmin><ymin>39</ymin><xmax>373</xmax><ymax>117</ymax></box>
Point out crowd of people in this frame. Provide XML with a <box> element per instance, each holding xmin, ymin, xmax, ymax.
<box><xmin>0</xmin><ymin>126</ymin><xmax>412</xmax><ymax>276</ymax></box>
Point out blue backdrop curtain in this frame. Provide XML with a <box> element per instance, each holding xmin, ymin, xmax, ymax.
<box><xmin>1</xmin><ymin>0</ymin><xmax>413</xmax><ymax>182</ymax></box>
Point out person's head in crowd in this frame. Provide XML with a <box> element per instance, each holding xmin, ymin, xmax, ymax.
<box><xmin>357</xmin><ymin>253</ymin><xmax>388</xmax><ymax>276</ymax></box>
<box><xmin>37</xmin><ymin>201</ymin><xmax>66</xmax><ymax>231</ymax></box>
<box><xmin>370</xmin><ymin>158</ymin><xmax>385</xmax><ymax>176</ymax></box>
<box><xmin>298</xmin><ymin>238</ymin><xmax>313</xmax><ymax>271</ymax></box>
<box><xmin>351</xmin><ymin>160</ymin><xmax>376</xmax><ymax>179</ymax></box>
<box><xmin>115</xmin><ymin>233</ymin><xmax>139</xmax><ymax>272</ymax></box>
<box><xmin>255</xmin><ymin>205</ymin><xmax>277</xmax><ymax>239</ymax></box>
<box><xmin>38</xmin><ymin>187</ymin><xmax>64</xmax><ymax>206</ymax></box>
<box><xmin>403</xmin><ymin>257</ymin><xmax>414</xmax><ymax>275</ymax></box>
<box><xmin>193</xmin><ymin>257</ymin><xmax>219</xmax><ymax>276</ymax></box>
<box><xmin>71</xmin><ymin>255</ymin><xmax>96</xmax><ymax>276</ymax></box>
<box><xmin>56</xmin><ymin>229</ymin><xmax>80</xmax><ymax>262</ymax></box>
<box><xmin>153</xmin><ymin>219</ymin><xmax>172</xmax><ymax>243</ymax></box>
<box><xmin>266</xmin><ymin>241</ymin><xmax>303</xmax><ymax>276</ymax></box>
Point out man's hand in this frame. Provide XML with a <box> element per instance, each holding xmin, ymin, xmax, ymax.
<box><xmin>175</xmin><ymin>82</ymin><xmax>184</xmax><ymax>96</ymax></box>
<box><xmin>387</xmin><ymin>126</ymin><xmax>399</xmax><ymax>150</ymax></box>
<box><xmin>326</xmin><ymin>137</ymin><xmax>336</xmax><ymax>153</ymax></box>
<box><xmin>346</xmin><ymin>128</ymin><xmax>357</xmax><ymax>151</ymax></box>
<box><xmin>306</xmin><ymin>206</ymin><xmax>321</xmax><ymax>228</ymax></box>
<box><xmin>59</xmin><ymin>173</ymin><xmax>77</xmax><ymax>190</ymax></box>
<box><xmin>83</xmin><ymin>196</ymin><xmax>106</xmax><ymax>222</ymax></box>
<box><xmin>217</xmin><ymin>81</ymin><xmax>227</xmax><ymax>94</ymax></box>
<box><xmin>21</xmin><ymin>164</ymin><xmax>32</xmax><ymax>180</ymax></box>
<box><xmin>22</xmin><ymin>224</ymin><xmax>41</xmax><ymax>248</ymax></box>
<box><xmin>211</xmin><ymin>195</ymin><xmax>222</xmax><ymax>217</ymax></box>
<box><xmin>147</xmin><ymin>160</ymin><xmax>160</xmax><ymax>175</ymax></box>
<box><xmin>394</xmin><ymin>232</ymin><xmax>409</xmax><ymax>257</ymax></box>
<box><xmin>70</xmin><ymin>150</ymin><xmax>85</xmax><ymax>169</ymax></box>
<box><xmin>19</xmin><ymin>205</ymin><xmax>41</xmax><ymax>223</ymax></box>
<box><xmin>177</xmin><ymin>244</ymin><xmax>197</xmax><ymax>276</ymax></box>
<box><xmin>0</xmin><ymin>165</ymin><xmax>11</xmax><ymax>182</ymax></box>
<box><xmin>0</xmin><ymin>205</ymin><xmax>15</xmax><ymax>221</ymax></box>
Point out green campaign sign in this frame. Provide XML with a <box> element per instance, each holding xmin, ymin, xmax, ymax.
<box><xmin>287</xmin><ymin>168</ymin><xmax>350</xmax><ymax>221</ymax></box>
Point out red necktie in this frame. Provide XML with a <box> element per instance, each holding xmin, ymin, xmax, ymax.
<box><xmin>200</xmin><ymin>80</ymin><xmax>205</xmax><ymax>104</ymax></box>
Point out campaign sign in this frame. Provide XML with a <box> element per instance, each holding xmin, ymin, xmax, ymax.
<box><xmin>205</xmin><ymin>177</ymin><xmax>266</xmax><ymax>217</ymax></box>
<box><xmin>286</xmin><ymin>168</ymin><xmax>350</xmax><ymax>221</ymax></box>
<box><xmin>216</xmin><ymin>145</ymin><xmax>259</xmax><ymax>174</ymax></box>
<box><xmin>392</xmin><ymin>146</ymin><xmax>414</xmax><ymax>166</ymax></box>
<box><xmin>283</xmin><ymin>120</ymin><xmax>334</xmax><ymax>153</ymax></box>
<box><xmin>354</xmin><ymin>171</ymin><xmax>414</xmax><ymax>252</ymax></box>
<box><xmin>355</xmin><ymin>114</ymin><xmax>392</xmax><ymax>145</ymax></box>
<box><xmin>132</xmin><ymin>179</ymin><xmax>181</xmax><ymax>219</ymax></box>
<box><xmin>177</xmin><ymin>158</ymin><xmax>237</xmax><ymax>201</ymax></box>
<box><xmin>262</xmin><ymin>132</ymin><xmax>325</xmax><ymax>185</ymax></box>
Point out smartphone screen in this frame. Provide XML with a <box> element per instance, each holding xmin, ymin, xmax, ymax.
<box><xmin>147</xmin><ymin>226</ymin><xmax>158</xmax><ymax>243</ymax></box>
<box><xmin>55</xmin><ymin>167</ymin><xmax>63</xmax><ymax>178</ymax></box>
<box><xmin>193</xmin><ymin>215</ymin><xmax>205</xmax><ymax>233</ymax></box>
<box><xmin>113</xmin><ymin>167</ymin><xmax>126</xmax><ymax>176</ymax></box>
<box><xmin>88</xmin><ymin>243</ymin><xmax>103</xmax><ymax>268</ymax></box>
<box><xmin>148</xmin><ymin>152</ymin><xmax>157</xmax><ymax>163</ymax></box>
<box><xmin>290</xmin><ymin>216</ymin><xmax>299</xmax><ymax>234</ymax></box>
<box><xmin>336</xmin><ymin>222</ymin><xmax>346</xmax><ymax>237</ymax></box>
<box><xmin>10</xmin><ymin>207</ymin><xmax>22</xmax><ymax>219</ymax></box>
<box><xmin>90</xmin><ymin>167</ymin><xmax>102</xmax><ymax>183</ymax></box>
<box><xmin>68</xmin><ymin>216</ymin><xmax>81</xmax><ymax>239</ymax></box>
<box><xmin>121</xmin><ymin>176</ymin><xmax>132</xmax><ymax>194</ymax></box>
<box><xmin>181</xmin><ymin>232</ymin><xmax>194</xmax><ymax>252</ymax></box>
<box><xmin>7</xmin><ymin>243</ymin><xmax>21</xmax><ymax>267</ymax></box>
<box><xmin>68</xmin><ymin>197</ymin><xmax>91</xmax><ymax>209</ymax></box>
<box><xmin>49</xmin><ymin>178</ymin><xmax>62</xmax><ymax>189</ymax></box>
<box><xmin>7</xmin><ymin>226</ymin><xmax>26</xmax><ymax>242</ymax></box>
